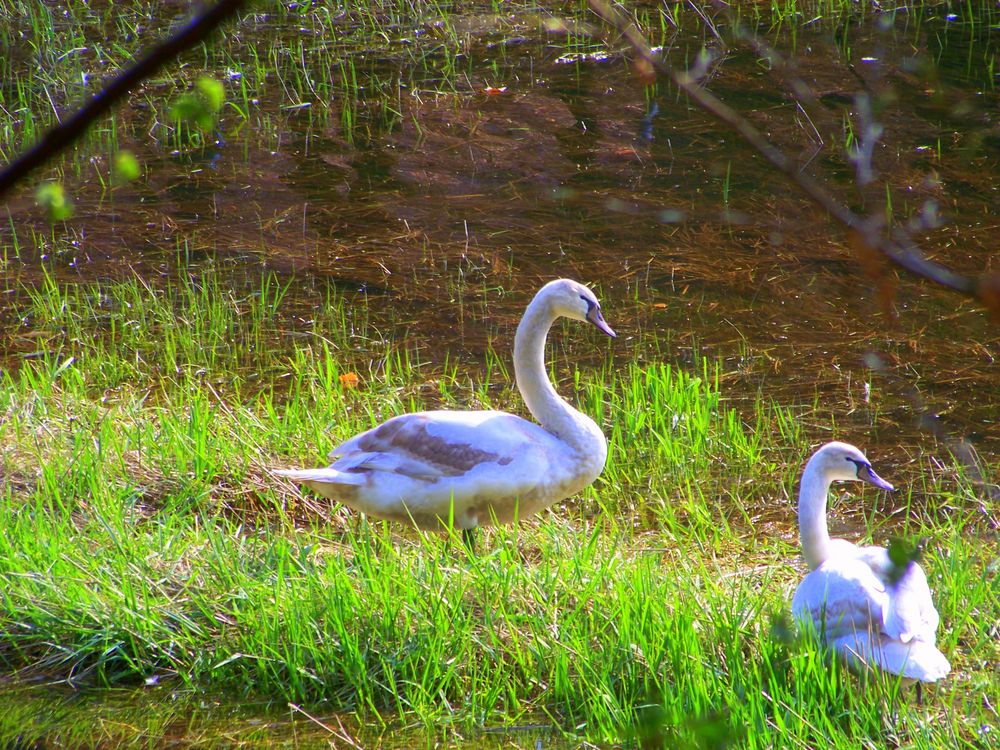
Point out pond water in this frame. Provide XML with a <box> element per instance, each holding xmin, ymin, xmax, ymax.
<box><xmin>0</xmin><ymin>681</ymin><xmax>558</xmax><ymax>748</ymax></box>
<box><xmin>0</xmin><ymin>1</ymin><xmax>997</xmax><ymax>746</ymax></box>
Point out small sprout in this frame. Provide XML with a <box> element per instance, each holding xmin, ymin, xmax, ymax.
<box><xmin>170</xmin><ymin>76</ymin><xmax>226</xmax><ymax>130</ymax></box>
<box><xmin>685</xmin><ymin>709</ymin><xmax>739</xmax><ymax>750</ymax></box>
<box><xmin>113</xmin><ymin>150</ymin><xmax>141</xmax><ymax>185</ymax></box>
<box><xmin>769</xmin><ymin>609</ymin><xmax>797</xmax><ymax>647</ymax></box>
<box><xmin>634</xmin><ymin>56</ymin><xmax>656</xmax><ymax>85</ymax></box>
<box><xmin>196</xmin><ymin>76</ymin><xmax>225</xmax><ymax>111</ymax></box>
<box><xmin>887</xmin><ymin>536</ymin><xmax>922</xmax><ymax>585</ymax></box>
<box><xmin>630</xmin><ymin>691</ymin><xmax>673</xmax><ymax>749</ymax></box>
<box><xmin>628</xmin><ymin>686</ymin><xmax>741</xmax><ymax>749</ymax></box>
<box><xmin>977</xmin><ymin>271</ymin><xmax>1000</xmax><ymax>322</ymax></box>
<box><xmin>35</xmin><ymin>182</ymin><xmax>74</xmax><ymax>222</ymax></box>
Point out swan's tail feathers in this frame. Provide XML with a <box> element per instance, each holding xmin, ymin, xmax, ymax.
<box><xmin>838</xmin><ymin>636</ymin><xmax>950</xmax><ymax>683</ymax></box>
<box><xmin>273</xmin><ymin>467</ymin><xmax>366</xmax><ymax>486</ymax></box>
<box><xmin>877</xmin><ymin>640</ymin><xmax>951</xmax><ymax>683</ymax></box>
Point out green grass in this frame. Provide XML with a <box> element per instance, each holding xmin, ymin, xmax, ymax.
<box><xmin>0</xmin><ymin>267</ymin><xmax>995</xmax><ymax>747</ymax></box>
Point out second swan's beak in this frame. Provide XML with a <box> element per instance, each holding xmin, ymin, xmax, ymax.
<box><xmin>587</xmin><ymin>306</ymin><xmax>616</xmax><ymax>338</ymax></box>
<box><xmin>860</xmin><ymin>464</ymin><xmax>894</xmax><ymax>492</ymax></box>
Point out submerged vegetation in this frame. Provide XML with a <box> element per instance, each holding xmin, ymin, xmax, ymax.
<box><xmin>0</xmin><ymin>268</ymin><xmax>996</xmax><ymax>747</ymax></box>
<box><xmin>1</xmin><ymin>0</ymin><xmax>998</xmax><ymax>166</ymax></box>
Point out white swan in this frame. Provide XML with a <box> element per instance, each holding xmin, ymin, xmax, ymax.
<box><xmin>791</xmin><ymin>441</ymin><xmax>950</xmax><ymax>688</ymax></box>
<box><xmin>275</xmin><ymin>278</ymin><xmax>615</xmax><ymax>546</ymax></box>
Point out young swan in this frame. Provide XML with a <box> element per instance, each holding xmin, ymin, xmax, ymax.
<box><xmin>275</xmin><ymin>279</ymin><xmax>615</xmax><ymax>548</ymax></box>
<box><xmin>791</xmin><ymin>441</ymin><xmax>950</xmax><ymax>689</ymax></box>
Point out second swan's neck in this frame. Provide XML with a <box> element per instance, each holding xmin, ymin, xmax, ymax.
<box><xmin>798</xmin><ymin>458</ymin><xmax>834</xmax><ymax>570</ymax></box>
<box><xmin>513</xmin><ymin>294</ymin><xmax>595</xmax><ymax>455</ymax></box>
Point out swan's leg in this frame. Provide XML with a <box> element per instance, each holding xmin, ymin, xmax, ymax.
<box><xmin>915</xmin><ymin>682</ymin><xmax>923</xmax><ymax>706</ymax></box>
<box><xmin>462</xmin><ymin>527</ymin><xmax>477</xmax><ymax>554</ymax></box>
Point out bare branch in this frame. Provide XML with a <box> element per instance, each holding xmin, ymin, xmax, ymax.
<box><xmin>585</xmin><ymin>0</ymin><xmax>981</xmax><ymax>302</ymax></box>
<box><xmin>0</xmin><ymin>0</ymin><xmax>247</xmax><ymax>201</ymax></box>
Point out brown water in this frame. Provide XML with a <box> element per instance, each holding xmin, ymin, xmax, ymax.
<box><xmin>0</xmin><ymin>681</ymin><xmax>557</xmax><ymax>748</ymax></box>
<box><xmin>0</xmin><ymin>2</ymin><xmax>997</xmax><ymax>745</ymax></box>
<box><xmin>3</xmin><ymin>6</ymin><xmax>996</xmax><ymax>456</ymax></box>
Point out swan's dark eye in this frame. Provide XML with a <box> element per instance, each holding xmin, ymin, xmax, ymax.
<box><xmin>580</xmin><ymin>294</ymin><xmax>596</xmax><ymax>313</ymax></box>
<box><xmin>846</xmin><ymin>457</ymin><xmax>869</xmax><ymax>477</ymax></box>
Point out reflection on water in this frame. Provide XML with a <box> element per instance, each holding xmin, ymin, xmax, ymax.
<box><xmin>0</xmin><ymin>681</ymin><xmax>556</xmax><ymax>749</ymax></box>
<box><xmin>0</xmin><ymin>2</ymin><xmax>997</xmax><ymax>743</ymax></box>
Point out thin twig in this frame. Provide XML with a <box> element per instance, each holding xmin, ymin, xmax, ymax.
<box><xmin>694</xmin><ymin>2</ymin><xmax>998</xmax><ymax>492</ymax></box>
<box><xmin>0</xmin><ymin>0</ymin><xmax>247</xmax><ymax>200</ymax></box>
<box><xmin>584</xmin><ymin>0</ymin><xmax>982</xmax><ymax>302</ymax></box>
<box><xmin>707</xmin><ymin>0</ymin><xmax>828</xmax><ymax>124</ymax></box>
<box><xmin>287</xmin><ymin>703</ymin><xmax>365</xmax><ymax>749</ymax></box>
<box><xmin>864</xmin><ymin>351</ymin><xmax>1000</xmax><ymax>516</ymax></box>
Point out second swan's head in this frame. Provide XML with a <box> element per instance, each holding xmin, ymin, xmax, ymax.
<box><xmin>806</xmin><ymin>441</ymin><xmax>894</xmax><ymax>491</ymax></box>
<box><xmin>540</xmin><ymin>279</ymin><xmax>616</xmax><ymax>338</ymax></box>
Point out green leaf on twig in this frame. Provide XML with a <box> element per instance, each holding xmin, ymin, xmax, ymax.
<box><xmin>887</xmin><ymin>536</ymin><xmax>922</xmax><ymax>585</ymax></box>
<box><xmin>170</xmin><ymin>77</ymin><xmax>226</xmax><ymax>131</ymax></box>
<box><xmin>113</xmin><ymin>150</ymin><xmax>141</xmax><ymax>184</ymax></box>
<box><xmin>35</xmin><ymin>182</ymin><xmax>74</xmax><ymax>222</ymax></box>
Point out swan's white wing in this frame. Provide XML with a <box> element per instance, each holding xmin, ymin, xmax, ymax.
<box><xmin>884</xmin><ymin>563</ymin><xmax>940</xmax><ymax>645</ymax></box>
<box><xmin>871</xmin><ymin>638</ymin><xmax>951</xmax><ymax>682</ymax></box>
<box><xmin>793</xmin><ymin>554</ymin><xmax>950</xmax><ymax>683</ymax></box>
<box><xmin>329</xmin><ymin>410</ymin><xmax>562</xmax><ymax>480</ymax></box>
<box><xmin>874</xmin><ymin>559</ymin><xmax>950</xmax><ymax>680</ymax></box>
<box><xmin>856</xmin><ymin>547</ymin><xmax>941</xmax><ymax>645</ymax></box>
<box><xmin>792</xmin><ymin>557</ymin><xmax>888</xmax><ymax>641</ymax></box>
<box><xmin>280</xmin><ymin>409</ymin><xmax>599</xmax><ymax>528</ymax></box>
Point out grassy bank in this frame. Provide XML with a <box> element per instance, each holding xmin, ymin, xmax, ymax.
<box><xmin>0</xmin><ymin>268</ymin><xmax>995</xmax><ymax>747</ymax></box>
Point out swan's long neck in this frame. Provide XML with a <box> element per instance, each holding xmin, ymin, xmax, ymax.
<box><xmin>513</xmin><ymin>295</ymin><xmax>592</xmax><ymax>454</ymax></box>
<box><xmin>798</xmin><ymin>457</ymin><xmax>834</xmax><ymax>570</ymax></box>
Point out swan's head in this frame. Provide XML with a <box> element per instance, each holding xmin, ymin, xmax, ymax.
<box><xmin>541</xmin><ymin>279</ymin><xmax>616</xmax><ymax>338</ymax></box>
<box><xmin>807</xmin><ymin>441</ymin><xmax>894</xmax><ymax>491</ymax></box>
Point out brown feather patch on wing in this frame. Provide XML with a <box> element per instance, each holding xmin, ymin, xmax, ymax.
<box><xmin>357</xmin><ymin>416</ymin><xmax>511</xmax><ymax>477</ymax></box>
